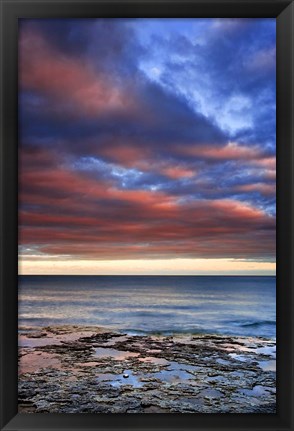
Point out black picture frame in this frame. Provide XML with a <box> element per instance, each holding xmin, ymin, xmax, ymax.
<box><xmin>0</xmin><ymin>1</ymin><xmax>293</xmax><ymax>430</ymax></box>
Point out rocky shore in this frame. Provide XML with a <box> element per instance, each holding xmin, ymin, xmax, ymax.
<box><xmin>18</xmin><ymin>326</ymin><xmax>276</xmax><ymax>413</ymax></box>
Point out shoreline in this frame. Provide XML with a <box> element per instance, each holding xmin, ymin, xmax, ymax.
<box><xmin>18</xmin><ymin>325</ymin><xmax>276</xmax><ymax>413</ymax></box>
<box><xmin>19</xmin><ymin>324</ymin><xmax>276</xmax><ymax>340</ymax></box>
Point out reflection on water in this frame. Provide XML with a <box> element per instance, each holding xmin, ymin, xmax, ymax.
<box><xmin>229</xmin><ymin>353</ymin><xmax>249</xmax><ymax>362</ymax></box>
<box><xmin>199</xmin><ymin>388</ymin><xmax>223</xmax><ymax>398</ymax></box>
<box><xmin>138</xmin><ymin>357</ymin><xmax>169</xmax><ymax>365</ymax></box>
<box><xmin>97</xmin><ymin>369</ymin><xmax>144</xmax><ymax>388</ymax></box>
<box><xmin>152</xmin><ymin>361</ymin><xmax>198</xmax><ymax>384</ymax></box>
<box><xmin>254</xmin><ymin>346</ymin><xmax>276</xmax><ymax>356</ymax></box>
<box><xmin>93</xmin><ymin>347</ymin><xmax>200</xmax><ymax>387</ymax></box>
<box><xmin>94</xmin><ymin>347</ymin><xmax>139</xmax><ymax>360</ymax></box>
<box><xmin>19</xmin><ymin>351</ymin><xmax>62</xmax><ymax>375</ymax></box>
<box><xmin>257</xmin><ymin>360</ymin><xmax>276</xmax><ymax>372</ymax></box>
<box><xmin>240</xmin><ymin>385</ymin><xmax>275</xmax><ymax>397</ymax></box>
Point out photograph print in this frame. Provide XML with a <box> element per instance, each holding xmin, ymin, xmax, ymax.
<box><xmin>18</xmin><ymin>18</ymin><xmax>276</xmax><ymax>414</ymax></box>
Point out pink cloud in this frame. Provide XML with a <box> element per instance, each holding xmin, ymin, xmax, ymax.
<box><xmin>253</xmin><ymin>156</ymin><xmax>276</xmax><ymax>170</ymax></box>
<box><xmin>160</xmin><ymin>164</ymin><xmax>196</xmax><ymax>179</ymax></box>
<box><xmin>177</xmin><ymin>142</ymin><xmax>264</xmax><ymax>161</ymax></box>
<box><xmin>19</xmin><ymin>29</ymin><xmax>138</xmax><ymax>117</ymax></box>
<box><xmin>92</xmin><ymin>140</ymin><xmax>197</xmax><ymax>179</ymax></box>
<box><xmin>96</xmin><ymin>142</ymin><xmax>151</xmax><ymax>168</ymax></box>
<box><xmin>237</xmin><ymin>183</ymin><xmax>276</xmax><ymax>196</ymax></box>
<box><xmin>246</xmin><ymin>47</ymin><xmax>276</xmax><ymax>72</ymax></box>
<box><xmin>19</xmin><ymin>162</ymin><xmax>275</xmax><ymax>261</ymax></box>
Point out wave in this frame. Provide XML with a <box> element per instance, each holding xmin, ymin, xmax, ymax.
<box><xmin>237</xmin><ymin>320</ymin><xmax>276</xmax><ymax>328</ymax></box>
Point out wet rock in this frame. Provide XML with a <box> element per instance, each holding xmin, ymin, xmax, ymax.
<box><xmin>18</xmin><ymin>325</ymin><xmax>276</xmax><ymax>414</ymax></box>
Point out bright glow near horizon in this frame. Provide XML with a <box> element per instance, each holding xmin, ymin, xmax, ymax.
<box><xmin>19</xmin><ymin>257</ymin><xmax>276</xmax><ymax>276</ymax></box>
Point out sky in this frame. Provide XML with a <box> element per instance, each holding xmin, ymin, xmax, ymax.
<box><xmin>18</xmin><ymin>18</ymin><xmax>276</xmax><ymax>275</ymax></box>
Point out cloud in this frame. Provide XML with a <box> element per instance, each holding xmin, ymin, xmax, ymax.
<box><xmin>139</xmin><ymin>18</ymin><xmax>276</xmax><ymax>150</ymax></box>
<box><xmin>18</xmin><ymin>18</ymin><xmax>276</xmax><ymax>267</ymax></box>
<box><xmin>19</xmin><ymin>155</ymin><xmax>275</xmax><ymax>260</ymax></box>
<box><xmin>175</xmin><ymin>142</ymin><xmax>266</xmax><ymax>161</ymax></box>
<box><xmin>236</xmin><ymin>183</ymin><xmax>276</xmax><ymax>196</ymax></box>
<box><xmin>19</xmin><ymin>21</ymin><xmax>228</xmax><ymax>151</ymax></box>
<box><xmin>19</xmin><ymin>28</ymin><xmax>138</xmax><ymax>118</ymax></box>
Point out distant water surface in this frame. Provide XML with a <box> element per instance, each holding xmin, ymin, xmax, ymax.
<box><xmin>18</xmin><ymin>276</ymin><xmax>276</xmax><ymax>339</ymax></box>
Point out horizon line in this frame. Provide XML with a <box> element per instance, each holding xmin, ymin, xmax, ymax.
<box><xmin>19</xmin><ymin>273</ymin><xmax>276</xmax><ymax>277</ymax></box>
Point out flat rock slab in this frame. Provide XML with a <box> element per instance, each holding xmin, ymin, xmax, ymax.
<box><xmin>18</xmin><ymin>325</ymin><xmax>276</xmax><ymax>414</ymax></box>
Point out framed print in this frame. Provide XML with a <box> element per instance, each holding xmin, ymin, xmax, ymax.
<box><xmin>0</xmin><ymin>0</ymin><xmax>293</xmax><ymax>430</ymax></box>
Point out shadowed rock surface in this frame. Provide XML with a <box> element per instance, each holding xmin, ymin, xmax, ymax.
<box><xmin>18</xmin><ymin>326</ymin><xmax>276</xmax><ymax>413</ymax></box>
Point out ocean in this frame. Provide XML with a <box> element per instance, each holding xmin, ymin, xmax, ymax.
<box><xmin>18</xmin><ymin>275</ymin><xmax>276</xmax><ymax>339</ymax></box>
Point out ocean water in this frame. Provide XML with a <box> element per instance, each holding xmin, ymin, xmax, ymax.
<box><xmin>18</xmin><ymin>275</ymin><xmax>276</xmax><ymax>339</ymax></box>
